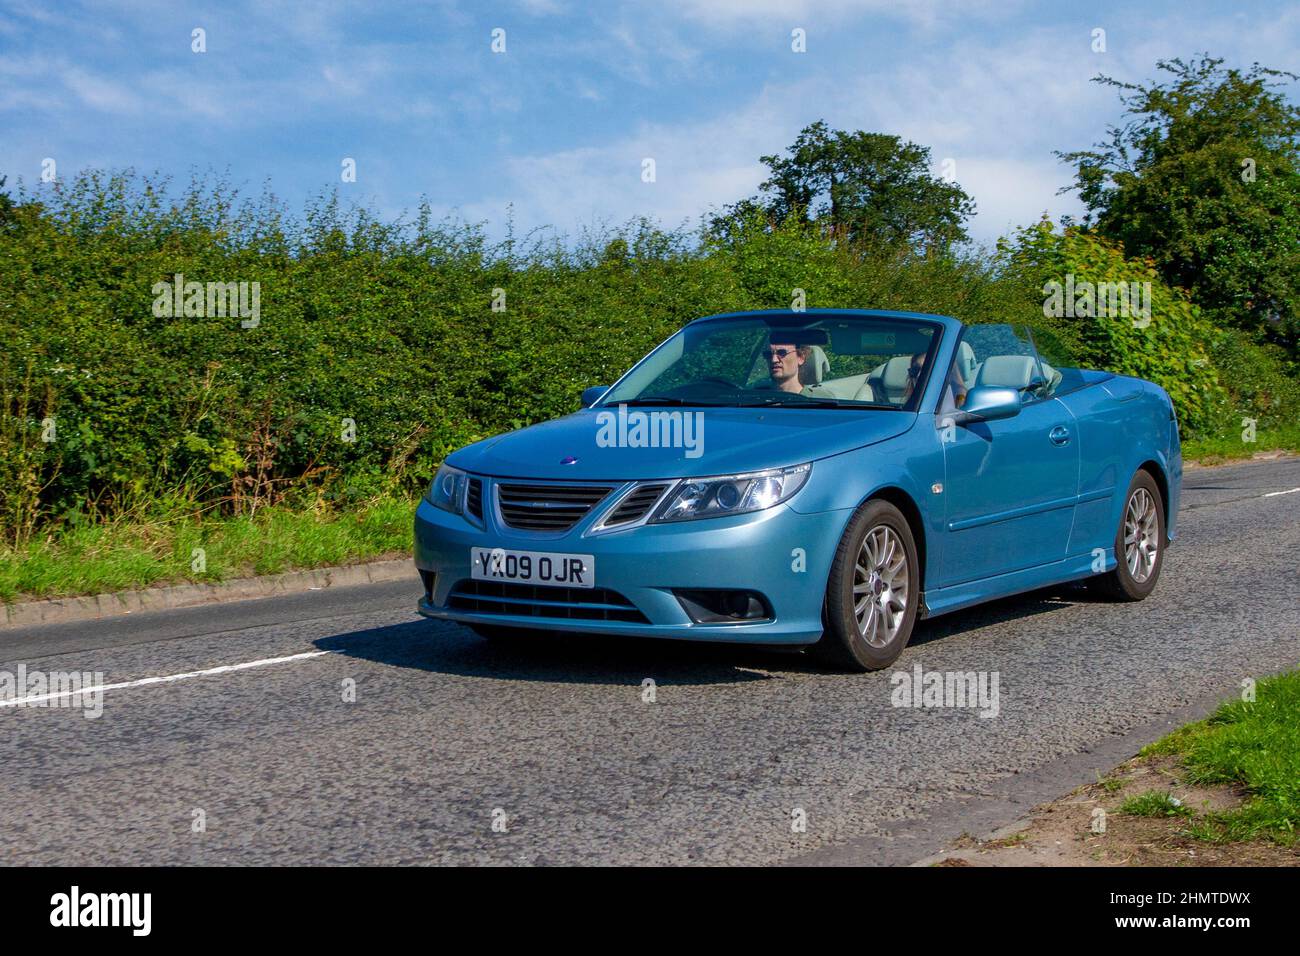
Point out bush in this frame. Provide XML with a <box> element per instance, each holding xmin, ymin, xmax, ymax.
<box><xmin>1001</xmin><ymin>221</ymin><xmax>1230</xmax><ymax>434</ymax></box>
<box><xmin>1</xmin><ymin>173</ymin><xmax>1296</xmax><ymax>544</ymax></box>
<box><xmin>1204</xmin><ymin>328</ymin><xmax>1300</xmax><ymax>430</ymax></box>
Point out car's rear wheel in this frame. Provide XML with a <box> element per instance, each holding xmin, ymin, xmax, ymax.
<box><xmin>814</xmin><ymin>499</ymin><xmax>920</xmax><ymax>671</ymax></box>
<box><xmin>1089</xmin><ymin>469</ymin><xmax>1165</xmax><ymax>601</ymax></box>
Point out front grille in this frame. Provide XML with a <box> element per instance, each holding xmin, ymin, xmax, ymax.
<box><xmin>466</xmin><ymin>477</ymin><xmax>483</xmax><ymax>520</ymax></box>
<box><xmin>496</xmin><ymin>483</ymin><xmax>612</xmax><ymax>532</ymax></box>
<box><xmin>602</xmin><ymin>483</ymin><xmax>669</xmax><ymax>527</ymax></box>
<box><xmin>447</xmin><ymin>580</ymin><xmax>648</xmax><ymax>623</ymax></box>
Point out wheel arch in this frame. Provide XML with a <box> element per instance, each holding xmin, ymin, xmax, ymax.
<box><xmin>863</xmin><ymin>485</ymin><xmax>927</xmax><ymax>594</ymax></box>
<box><xmin>1136</xmin><ymin>458</ymin><xmax>1171</xmax><ymax>540</ymax></box>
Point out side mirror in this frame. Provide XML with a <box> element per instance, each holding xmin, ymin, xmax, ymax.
<box><xmin>580</xmin><ymin>385</ymin><xmax>609</xmax><ymax>409</ymax></box>
<box><xmin>954</xmin><ymin>386</ymin><xmax>1021</xmax><ymax>424</ymax></box>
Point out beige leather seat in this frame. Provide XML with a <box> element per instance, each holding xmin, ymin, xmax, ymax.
<box><xmin>855</xmin><ymin>355</ymin><xmax>913</xmax><ymax>404</ymax></box>
<box><xmin>974</xmin><ymin>354</ymin><xmax>1038</xmax><ymax>389</ymax></box>
<box><xmin>799</xmin><ymin>345</ymin><xmax>830</xmax><ymax>387</ymax></box>
<box><xmin>953</xmin><ymin>341</ymin><xmax>978</xmax><ymax>389</ymax></box>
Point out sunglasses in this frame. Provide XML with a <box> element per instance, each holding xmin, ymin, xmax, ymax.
<box><xmin>763</xmin><ymin>348</ymin><xmax>797</xmax><ymax>360</ymax></box>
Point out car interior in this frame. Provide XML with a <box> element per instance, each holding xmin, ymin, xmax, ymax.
<box><xmin>743</xmin><ymin>323</ymin><xmax>943</xmax><ymax>407</ymax></box>
<box><xmin>642</xmin><ymin>319</ymin><xmax>1074</xmax><ymax>411</ymax></box>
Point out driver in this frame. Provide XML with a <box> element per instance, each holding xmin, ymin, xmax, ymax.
<box><xmin>763</xmin><ymin>341</ymin><xmax>808</xmax><ymax>394</ymax></box>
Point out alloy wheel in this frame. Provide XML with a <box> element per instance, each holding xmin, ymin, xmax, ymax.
<box><xmin>853</xmin><ymin>525</ymin><xmax>909</xmax><ymax>648</ymax></box>
<box><xmin>1123</xmin><ymin>487</ymin><xmax>1160</xmax><ymax>583</ymax></box>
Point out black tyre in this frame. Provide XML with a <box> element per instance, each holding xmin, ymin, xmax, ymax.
<box><xmin>814</xmin><ymin>499</ymin><xmax>920</xmax><ymax>671</ymax></box>
<box><xmin>1089</xmin><ymin>469</ymin><xmax>1165</xmax><ymax>601</ymax></box>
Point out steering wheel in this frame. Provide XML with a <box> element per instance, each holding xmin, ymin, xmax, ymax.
<box><xmin>694</xmin><ymin>375</ymin><xmax>741</xmax><ymax>391</ymax></box>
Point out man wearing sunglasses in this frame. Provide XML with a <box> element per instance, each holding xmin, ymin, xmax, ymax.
<box><xmin>763</xmin><ymin>341</ymin><xmax>808</xmax><ymax>394</ymax></box>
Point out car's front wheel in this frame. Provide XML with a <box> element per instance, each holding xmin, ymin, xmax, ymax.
<box><xmin>815</xmin><ymin>499</ymin><xmax>920</xmax><ymax>671</ymax></box>
<box><xmin>1089</xmin><ymin>469</ymin><xmax>1165</xmax><ymax>601</ymax></box>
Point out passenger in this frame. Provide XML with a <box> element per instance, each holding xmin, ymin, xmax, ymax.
<box><xmin>901</xmin><ymin>351</ymin><xmax>927</xmax><ymax>404</ymax></box>
<box><xmin>946</xmin><ymin>364</ymin><xmax>968</xmax><ymax>408</ymax></box>
<box><xmin>901</xmin><ymin>351</ymin><xmax>968</xmax><ymax>408</ymax></box>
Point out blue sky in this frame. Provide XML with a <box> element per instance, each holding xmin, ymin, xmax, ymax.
<box><xmin>2</xmin><ymin>0</ymin><xmax>1298</xmax><ymax>248</ymax></box>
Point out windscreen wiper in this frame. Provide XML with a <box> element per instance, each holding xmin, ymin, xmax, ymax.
<box><xmin>732</xmin><ymin>396</ymin><xmax>838</xmax><ymax>407</ymax></box>
<box><xmin>737</xmin><ymin>396</ymin><xmax>900</xmax><ymax>410</ymax></box>
<box><xmin>613</xmin><ymin>396</ymin><xmax>728</xmax><ymax>407</ymax></box>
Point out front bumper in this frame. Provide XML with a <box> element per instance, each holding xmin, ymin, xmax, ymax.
<box><xmin>413</xmin><ymin>481</ymin><xmax>848</xmax><ymax>645</ymax></box>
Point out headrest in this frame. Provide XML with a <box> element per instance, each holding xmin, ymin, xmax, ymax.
<box><xmin>800</xmin><ymin>345</ymin><xmax>830</xmax><ymax>385</ymax></box>
<box><xmin>881</xmin><ymin>354</ymin><xmax>914</xmax><ymax>391</ymax></box>
<box><xmin>955</xmin><ymin>341</ymin><xmax>978</xmax><ymax>387</ymax></box>
<box><xmin>975</xmin><ymin>354</ymin><xmax>1038</xmax><ymax>389</ymax></box>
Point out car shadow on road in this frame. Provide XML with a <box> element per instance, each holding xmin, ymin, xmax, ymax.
<box><xmin>313</xmin><ymin>619</ymin><xmax>789</xmax><ymax>685</ymax></box>
<box><xmin>907</xmin><ymin>581</ymin><xmax>1098</xmax><ymax>649</ymax></box>
<box><xmin>315</xmin><ymin>582</ymin><xmax>1097</xmax><ymax>684</ymax></box>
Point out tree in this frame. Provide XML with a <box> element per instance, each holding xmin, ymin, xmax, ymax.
<box><xmin>0</xmin><ymin>176</ymin><xmax>15</xmax><ymax>230</ymax></box>
<box><xmin>1058</xmin><ymin>56</ymin><xmax>1300</xmax><ymax>349</ymax></box>
<box><xmin>712</xmin><ymin>121</ymin><xmax>975</xmax><ymax>254</ymax></box>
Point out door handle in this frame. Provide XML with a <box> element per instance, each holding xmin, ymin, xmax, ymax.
<box><xmin>1049</xmin><ymin>425</ymin><xmax>1070</xmax><ymax>446</ymax></box>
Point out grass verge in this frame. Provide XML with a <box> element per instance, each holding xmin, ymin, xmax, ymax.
<box><xmin>1116</xmin><ymin>790</ymin><xmax>1192</xmax><ymax>818</ymax></box>
<box><xmin>1139</xmin><ymin>670</ymin><xmax>1300</xmax><ymax>846</ymax></box>
<box><xmin>0</xmin><ymin>496</ymin><xmax>415</xmax><ymax>604</ymax></box>
<box><xmin>928</xmin><ymin>669</ymin><xmax>1300</xmax><ymax>866</ymax></box>
<box><xmin>1181</xmin><ymin>424</ymin><xmax>1300</xmax><ymax>463</ymax></box>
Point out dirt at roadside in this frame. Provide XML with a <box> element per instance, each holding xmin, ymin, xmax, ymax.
<box><xmin>920</xmin><ymin>754</ymin><xmax>1300</xmax><ymax>867</ymax></box>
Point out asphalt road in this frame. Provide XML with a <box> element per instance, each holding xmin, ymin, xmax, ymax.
<box><xmin>2</xmin><ymin>457</ymin><xmax>1297</xmax><ymax>866</ymax></box>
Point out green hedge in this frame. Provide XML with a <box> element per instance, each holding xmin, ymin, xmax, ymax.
<box><xmin>1001</xmin><ymin>221</ymin><xmax>1229</xmax><ymax>434</ymax></box>
<box><xmin>1</xmin><ymin>173</ymin><xmax>1295</xmax><ymax>542</ymax></box>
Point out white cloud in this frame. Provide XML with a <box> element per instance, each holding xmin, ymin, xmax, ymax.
<box><xmin>664</xmin><ymin>0</ymin><xmax>1018</xmax><ymax>29</ymax></box>
<box><xmin>61</xmin><ymin>66</ymin><xmax>146</xmax><ymax>114</ymax></box>
<box><xmin>516</xmin><ymin>0</ymin><xmax>567</xmax><ymax>14</ymax></box>
<box><xmin>460</xmin><ymin>93</ymin><xmax>792</xmax><ymax>237</ymax></box>
<box><xmin>466</xmin><ymin>26</ymin><xmax>1103</xmax><ymax>243</ymax></box>
<box><xmin>472</xmin><ymin>4</ymin><xmax>1300</xmax><ymax>245</ymax></box>
<box><xmin>953</xmin><ymin>157</ymin><xmax>1084</xmax><ymax>244</ymax></box>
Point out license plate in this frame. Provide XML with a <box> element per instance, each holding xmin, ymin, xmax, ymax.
<box><xmin>470</xmin><ymin>548</ymin><xmax>595</xmax><ymax>589</ymax></box>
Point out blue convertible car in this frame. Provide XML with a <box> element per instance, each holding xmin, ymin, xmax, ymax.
<box><xmin>415</xmin><ymin>310</ymin><xmax>1180</xmax><ymax>670</ymax></box>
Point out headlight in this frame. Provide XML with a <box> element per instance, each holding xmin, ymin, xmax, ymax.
<box><xmin>425</xmin><ymin>464</ymin><xmax>468</xmax><ymax>515</ymax></box>
<box><xmin>650</xmin><ymin>463</ymin><xmax>812</xmax><ymax>523</ymax></box>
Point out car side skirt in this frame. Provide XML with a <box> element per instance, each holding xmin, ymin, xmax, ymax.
<box><xmin>921</xmin><ymin>549</ymin><xmax>1109</xmax><ymax>619</ymax></box>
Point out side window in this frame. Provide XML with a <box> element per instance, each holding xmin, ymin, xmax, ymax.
<box><xmin>1026</xmin><ymin>327</ymin><xmax>1076</xmax><ymax>398</ymax></box>
<box><xmin>954</xmin><ymin>324</ymin><xmax>1047</xmax><ymax>403</ymax></box>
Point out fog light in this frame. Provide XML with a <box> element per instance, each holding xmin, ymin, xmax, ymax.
<box><xmin>418</xmin><ymin>569</ymin><xmax>437</xmax><ymax>604</ymax></box>
<box><xmin>674</xmin><ymin>589</ymin><xmax>772</xmax><ymax>624</ymax></box>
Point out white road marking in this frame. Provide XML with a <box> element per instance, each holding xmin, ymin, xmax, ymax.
<box><xmin>8</xmin><ymin>476</ymin><xmax>1297</xmax><ymax>711</ymax></box>
<box><xmin>1262</xmin><ymin>487</ymin><xmax>1300</xmax><ymax>498</ymax></box>
<box><xmin>0</xmin><ymin>650</ymin><xmax>330</xmax><ymax>709</ymax></box>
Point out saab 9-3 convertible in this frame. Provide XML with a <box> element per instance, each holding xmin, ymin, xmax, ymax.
<box><xmin>415</xmin><ymin>310</ymin><xmax>1180</xmax><ymax>670</ymax></box>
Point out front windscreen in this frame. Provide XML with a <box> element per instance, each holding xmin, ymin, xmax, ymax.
<box><xmin>599</xmin><ymin>314</ymin><xmax>942</xmax><ymax>410</ymax></box>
